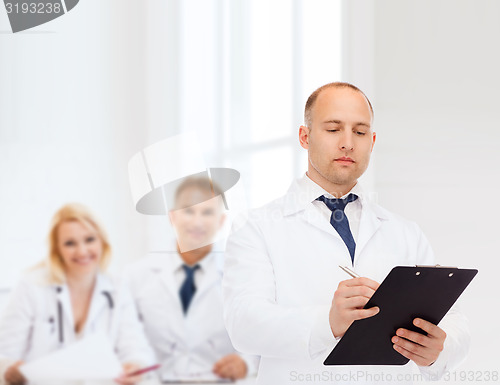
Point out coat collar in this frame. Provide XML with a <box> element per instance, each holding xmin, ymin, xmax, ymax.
<box><xmin>281</xmin><ymin>174</ymin><xmax>390</xmax><ymax>259</ymax></box>
<box><xmin>147</xmin><ymin>243</ymin><xmax>223</xmax><ymax>309</ymax></box>
<box><xmin>282</xmin><ymin>174</ymin><xmax>389</xmax><ymax>220</ymax></box>
<box><xmin>53</xmin><ymin>273</ymin><xmax>116</xmax><ymax>339</ymax></box>
<box><xmin>52</xmin><ymin>272</ymin><xmax>115</xmax><ymax>295</ymax></box>
<box><xmin>146</xmin><ymin>242</ymin><xmax>224</xmax><ymax>275</ymax></box>
<box><xmin>85</xmin><ymin>274</ymin><xmax>116</xmax><ymax>329</ymax></box>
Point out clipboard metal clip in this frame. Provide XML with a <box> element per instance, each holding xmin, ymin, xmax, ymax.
<box><xmin>415</xmin><ymin>264</ymin><xmax>458</xmax><ymax>269</ymax></box>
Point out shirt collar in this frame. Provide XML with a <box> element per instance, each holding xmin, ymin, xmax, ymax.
<box><xmin>299</xmin><ymin>172</ymin><xmax>365</xmax><ymax>201</ymax></box>
<box><xmin>283</xmin><ymin>173</ymin><xmax>391</xmax><ymax>221</ymax></box>
<box><xmin>171</xmin><ymin>245</ymin><xmax>215</xmax><ymax>274</ymax></box>
<box><xmin>282</xmin><ymin>173</ymin><xmax>367</xmax><ymax>217</ymax></box>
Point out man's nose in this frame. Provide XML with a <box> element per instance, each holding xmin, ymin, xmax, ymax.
<box><xmin>339</xmin><ymin>131</ymin><xmax>354</xmax><ymax>151</ymax></box>
<box><xmin>191</xmin><ymin>212</ymin><xmax>205</xmax><ymax>226</ymax></box>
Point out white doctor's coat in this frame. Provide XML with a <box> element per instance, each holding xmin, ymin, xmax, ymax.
<box><xmin>223</xmin><ymin>177</ymin><xmax>470</xmax><ymax>385</ymax></box>
<box><xmin>124</xmin><ymin>249</ymin><xmax>258</xmax><ymax>380</ymax></box>
<box><xmin>0</xmin><ymin>265</ymin><xmax>155</xmax><ymax>385</ymax></box>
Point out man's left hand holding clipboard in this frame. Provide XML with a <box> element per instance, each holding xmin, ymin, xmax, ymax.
<box><xmin>333</xmin><ymin>265</ymin><xmax>446</xmax><ymax>367</ymax></box>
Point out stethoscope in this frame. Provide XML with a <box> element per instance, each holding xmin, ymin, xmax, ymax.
<box><xmin>51</xmin><ymin>286</ymin><xmax>114</xmax><ymax>344</ymax></box>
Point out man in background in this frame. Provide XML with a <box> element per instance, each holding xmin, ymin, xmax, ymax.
<box><xmin>125</xmin><ymin>177</ymin><xmax>258</xmax><ymax>381</ymax></box>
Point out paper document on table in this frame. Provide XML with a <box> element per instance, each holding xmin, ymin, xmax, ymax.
<box><xmin>161</xmin><ymin>372</ymin><xmax>233</xmax><ymax>383</ymax></box>
<box><xmin>20</xmin><ymin>331</ymin><xmax>122</xmax><ymax>381</ymax></box>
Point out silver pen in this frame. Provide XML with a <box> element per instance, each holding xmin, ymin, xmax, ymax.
<box><xmin>339</xmin><ymin>265</ymin><xmax>361</xmax><ymax>278</ymax></box>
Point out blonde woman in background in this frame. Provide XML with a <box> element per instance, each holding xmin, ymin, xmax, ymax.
<box><xmin>0</xmin><ymin>203</ymin><xmax>155</xmax><ymax>385</ymax></box>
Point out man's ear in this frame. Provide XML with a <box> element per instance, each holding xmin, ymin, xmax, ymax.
<box><xmin>168</xmin><ymin>210</ymin><xmax>176</xmax><ymax>226</ymax></box>
<box><xmin>219</xmin><ymin>213</ymin><xmax>226</xmax><ymax>229</ymax></box>
<box><xmin>371</xmin><ymin>131</ymin><xmax>377</xmax><ymax>152</ymax></box>
<box><xmin>299</xmin><ymin>125</ymin><xmax>310</xmax><ymax>150</ymax></box>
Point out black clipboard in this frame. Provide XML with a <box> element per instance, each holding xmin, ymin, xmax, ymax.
<box><xmin>323</xmin><ymin>266</ymin><xmax>478</xmax><ymax>366</ymax></box>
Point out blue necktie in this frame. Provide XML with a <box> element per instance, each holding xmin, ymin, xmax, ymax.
<box><xmin>179</xmin><ymin>264</ymin><xmax>200</xmax><ymax>314</ymax></box>
<box><xmin>317</xmin><ymin>194</ymin><xmax>358</xmax><ymax>262</ymax></box>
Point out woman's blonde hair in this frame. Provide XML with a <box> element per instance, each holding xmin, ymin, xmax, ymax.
<box><xmin>46</xmin><ymin>203</ymin><xmax>112</xmax><ymax>284</ymax></box>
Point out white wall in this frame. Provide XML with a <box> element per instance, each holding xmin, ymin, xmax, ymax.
<box><xmin>354</xmin><ymin>0</ymin><xmax>500</xmax><ymax>378</ymax></box>
<box><xmin>4</xmin><ymin>1</ymin><xmax>491</xmax><ymax>376</ymax></box>
<box><xmin>0</xmin><ymin>0</ymin><xmax>344</xmax><ymax>289</ymax></box>
<box><xmin>0</xmin><ymin>0</ymin><xmax>150</xmax><ymax>287</ymax></box>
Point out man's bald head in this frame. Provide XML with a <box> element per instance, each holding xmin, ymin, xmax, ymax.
<box><xmin>304</xmin><ymin>82</ymin><xmax>374</xmax><ymax>128</ymax></box>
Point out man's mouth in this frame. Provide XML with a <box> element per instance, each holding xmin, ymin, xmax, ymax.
<box><xmin>188</xmin><ymin>229</ymin><xmax>206</xmax><ymax>237</ymax></box>
<box><xmin>335</xmin><ymin>157</ymin><xmax>355</xmax><ymax>164</ymax></box>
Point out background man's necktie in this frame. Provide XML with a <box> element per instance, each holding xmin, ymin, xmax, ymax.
<box><xmin>180</xmin><ymin>264</ymin><xmax>200</xmax><ymax>314</ymax></box>
<box><xmin>317</xmin><ymin>193</ymin><xmax>358</xmax><ymax>262</ymax></box>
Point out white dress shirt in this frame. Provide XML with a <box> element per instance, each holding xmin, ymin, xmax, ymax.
<box><xmin>172</xmin><ymin>251</ymin><xmax>209</xmax><ymax>290</ymax></box>
<box><xmin>302</xmin><ymin>173</ymin><xmax>363</xmax><ymax>242</ymax></box>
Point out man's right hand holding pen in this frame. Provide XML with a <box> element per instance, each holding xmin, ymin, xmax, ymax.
<box><xmin>329</xmin><ymin>269</ymin><xmax>380</xmax><ymax>338</ymax></box>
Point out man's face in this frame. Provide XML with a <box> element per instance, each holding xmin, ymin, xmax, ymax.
<box><xmin>169</xmin><ymin>187</ymin><xmax>226</xmax><ymax>252</ymax></box>
<box><xmin>300</xmin><ymin>87</ymin><xmax>376</xmax><ymax>193</ymax></box>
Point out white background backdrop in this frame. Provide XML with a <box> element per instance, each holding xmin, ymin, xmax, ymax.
<box><xmin>1</xmin><ymin>0</ymin><xmax>499</xmax><ymax>382</ymax></box>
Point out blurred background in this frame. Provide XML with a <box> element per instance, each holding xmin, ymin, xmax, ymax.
<box><xmin>1</xmin><ymin>0</ymin><xmax>499</xmax><ymax>381</ymax></box>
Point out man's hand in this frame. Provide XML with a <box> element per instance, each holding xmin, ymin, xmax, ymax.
<box><xmin>213</xmin><ymin>354</ymin><xmax>248</xmax><ymax>380</ymax></box>
<box><xmin>5</xmin><ymin>361</ymin><xmax>26</xmax><ymax>385</ymax></box>
<box><xmin>329</xmin><ymin>277</ymin><xmax>380</xmax><ymax>338</ymax></box>
<box><xmin>392</xmin><ymin>318</ymin><xmax>446</xmax><ymax>366</ymax></box>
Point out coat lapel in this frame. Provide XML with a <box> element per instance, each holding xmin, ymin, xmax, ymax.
<box><xmin>55</xmin><ymin>284</ymin><xmax>74</xmax><ymax>340</ymax></box>
<box><xmin>54</xmin><ymin>276</ymin><xmax>115</xmax><ymax>340</ymax></box>
<box><xmin>283</xmin><ymin>179</ymin><xmax>342</xmax><ymax>240</ymax></box>
<box><xmin>355</xmin><ymin>200</ymin><xmax>389</xmax><ymax>258</ymax></box>
<box><xmin>192</xmin><ymin>253</ymin><xmax>223</xmax><ymax>305</ymax></box>
<box><xmin>84</xmin><ymin>274</ymin><xmax>115</xmax><ymax>332</ymax></box>
<box><xmin>156</xmin><ymin>257</ymin><xmax>184</xmax><ymax>312</ymax></box>
<box><xmin>282</xmin><ymin>177</ymin><xmax>390</xmax><ymax>259</ymax></box>
<box><xmin>298</xmin><ymin>203</ymin><xmax>343</xmax><ymax>240</ymax></box>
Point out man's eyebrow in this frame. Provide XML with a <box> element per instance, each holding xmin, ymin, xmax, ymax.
<box><xmin>353</xmin><ymin>122</ymin><xmax>371</xmax><ymax>128</ymax></box>
<box><xmin>323</xmin><ymin>120</ymin><xmax>371</xmax><ymax>128</ymax></box>
<box><xmin>323</xmin><ymin>120</ymin><xmax>343</xmax><ymax>124</ymax></box>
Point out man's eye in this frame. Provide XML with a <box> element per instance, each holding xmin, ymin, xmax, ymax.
<box><xmin>64</xmin><ymin>241</ymin><xmax>75</xmax><ymax>247</ymax></box>
<box><xmin>327</xmin><ymin>129</ymin><xmax>339</xmax><ymax>132</ymax></box>
<box><xmin>356</xmin><ymin>131</ymin><xmax>366</xmax><ymax>135</ymax></box>
<box><xmin>85</xmin><ymin>236</ymin><xmax>96</xmax><ymax>243</ymax></box>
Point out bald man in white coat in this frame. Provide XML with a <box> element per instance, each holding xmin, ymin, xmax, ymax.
<box><xmin>223</xmin><ymin>82</ymin><xmax>470</xmax><ymax>385</ymax></box>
